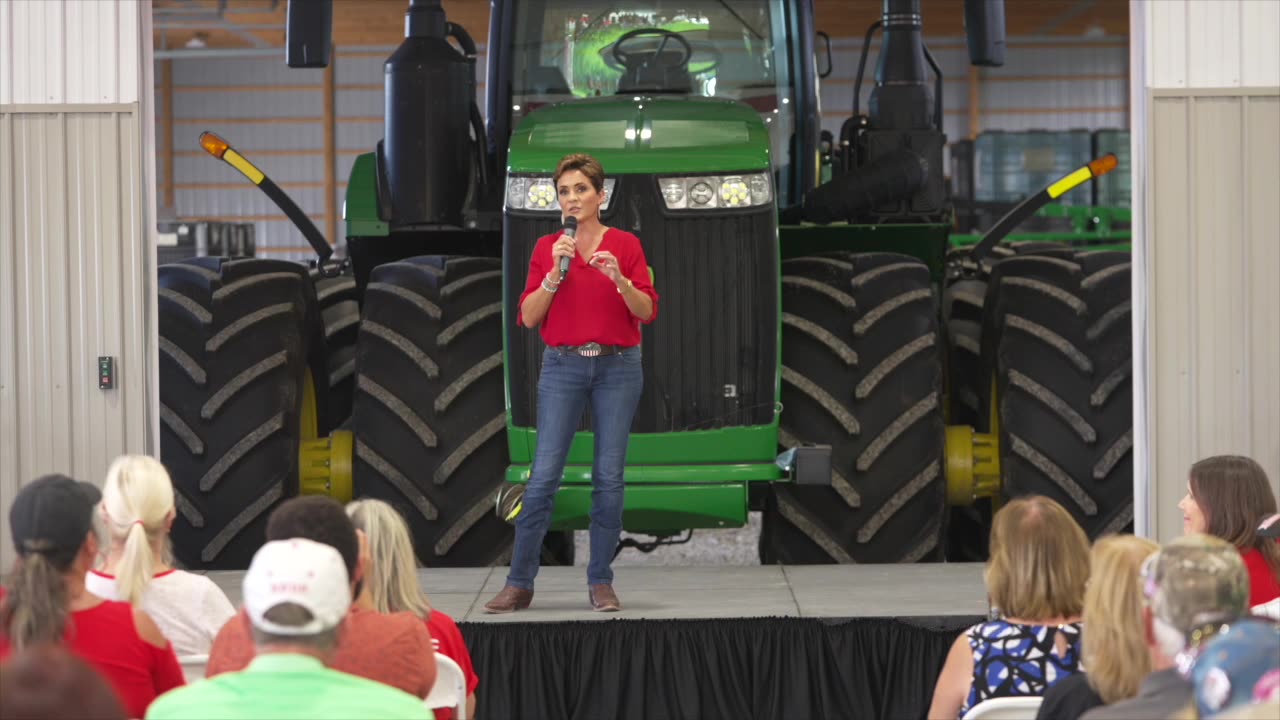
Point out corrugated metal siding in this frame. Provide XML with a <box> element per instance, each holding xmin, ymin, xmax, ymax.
<box><xmin>0</xmin><ymin>0</ymin><xmax>140</xmax><ymax>105</ymax></box>
<box><xmin>1138</xmin><ymin>0</ymin><xmax>1280</xmax><ymax>541</ymax></box>
<box><xmin>1145</xmin><ymin>94</ymin><xmax>1280</xmax><ymax>540</ymax></box>
<box><xmin>1149</xmin><ymin>0</ymin><xmax>1280</xmax><ymax>89</ymax></box>
<box><xmin>0</xmin><ymin>110</ymin><xmax>155</xmax><ymax>566</ymax></box>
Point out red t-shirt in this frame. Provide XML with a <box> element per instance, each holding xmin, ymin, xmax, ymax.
<box><xmin>518</xmin><ymin>227</ymin><xmax>659</xmax><ymax>346</ymax></box>
<box><xmin>207</xmin><ymin>605</ymin><xmax>437</xmax><ymax>698</ymax></box>
<box><xmin>425</xmin><ymin>609</ymin><xmax>479</xmax><ymax>720</ymax></box>
<box><xmin>1241</xmin><ymin>546</ymin><xmax>1280</xmax><ymax>608</ymax></box>
<box><xmin>0</xmin><ymin>590</ymin><xmax>185</xmax><ymax>719</ymax></box>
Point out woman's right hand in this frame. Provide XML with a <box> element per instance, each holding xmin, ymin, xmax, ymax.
<box><xmin>550</xmin><ymin>233</ymin><xmax>576</xmax><ymax>280</ymax></box>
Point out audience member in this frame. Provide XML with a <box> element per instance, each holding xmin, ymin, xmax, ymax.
<box><xmin>347</xmin><ymin>498</ymin><xmax>479</xmax><ymax>720</ymax></box>
<box><xmin>1080</xmin><ymin>534</ymin><xmax>1252</xmax><ymax>720</ymax></box>
<box><xmin>1037</xmin><ymin>534</ymin><xmax>1160</xmax><ymax>720</ymax></box>
<box><xmin>0</xmin><ymin>474</ymin><xmax>185</xmax><ymax>718</ymax></box>
<box><xmin>85</xmin><ymin>455</ymin><xmax>236</xmax><ymax>655</ymax></box>
<box><xmin>146</xmin><ymin>538</ymin><xmax>430</xmax><ymax>719</ymax></box>
<box><xmin>0</xmin><ymin>645</ymin><xmax>128</xmax><ymax>720</ymax></box>
<box><xmin>928</xmin><ymin>496</ymin><xmax>1090</xmax><ymax>719</ymax></box>
<box><xmin>1180</xmin><ymin>455</ymin><xmax>1280</xmax><ymax>607</ymax></box>
<box><xmin>206</xmin><ymin>496</ymin><xmax>436</xmax><ymax>697</ymax></box>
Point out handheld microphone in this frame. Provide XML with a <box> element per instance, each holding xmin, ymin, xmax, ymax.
<box><xmin>559</xmin><ymin>216</ymin><xmax>578</xmax><ymax>277</ymax></box>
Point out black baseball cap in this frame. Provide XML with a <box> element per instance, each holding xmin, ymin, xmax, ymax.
<box><xmin>9</xmin><ymin>474</ymin><xmax>102</xmax><ymax>562</ymax></box>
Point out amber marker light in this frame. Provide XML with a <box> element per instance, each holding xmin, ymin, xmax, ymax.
<box><xmin>199</xmin><ymin>132</ymin><xmax>229</xmax><ymax>159</ymax></box>
<box><xmin>1088</xmin><ymin>153</ymin><xmax>1118</xmax><ymax>178</ymax></box>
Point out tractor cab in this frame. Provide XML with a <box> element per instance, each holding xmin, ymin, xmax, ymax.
<box><xmin>490</xmin><ymin>0</ymin><xmax>822</xmax><ymax>208</ymax></box>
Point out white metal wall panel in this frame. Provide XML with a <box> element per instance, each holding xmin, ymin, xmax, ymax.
<box><xmin>1146</xmin><ymin>95</ymin><xmax>1280</xmax><ymax>540</ymax></box>
<box><xmin>1244</xmin><ymin>98</ymin><xmax>1280</xmax><ymax>473</ymax></box>
<box><xmin>1186</xmin><ymin>0</ymin><xmax>1242</xmax><ymax>88</ymax></box>
<box><xmin>0</xmin><ymin>0</ymin><xmax>140</xmax><ymax>104</ymax></box>
<box><xmin>1148</xmin><ymin>0</ymin><xmax>1280</xmax><ymax>89</ymax></box>
<box><xmin>0</xmin><ymin>110</ymin><xmax>154</xmax><ymax>566</ymax></box>
<box><xmin>1138</xmin><ymin>0</ymin><xmax>1280</xmax><ymax>541</ymax></box>
<box><xmin>1241</xmin><ymin>0</ymin><xmax>1280</xmax><ymax>88</ymax></box>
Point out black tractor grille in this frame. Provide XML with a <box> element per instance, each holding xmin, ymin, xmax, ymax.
<box><xmin>504</xmin><ymin>175</ymin><xmax>778</xmax><ymax>433</ymax></box>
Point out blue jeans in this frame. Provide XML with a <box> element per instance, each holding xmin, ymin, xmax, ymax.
<box><xmin>506</xmin><ymin>346</ymin><xmax>644</xmax><ymax>589</ymax></box>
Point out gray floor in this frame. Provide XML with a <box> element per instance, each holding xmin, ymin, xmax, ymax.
<box><xmin>207</xmin><ymin>562</ymin><xmax>988</xmax><ymax>624</ymax></box>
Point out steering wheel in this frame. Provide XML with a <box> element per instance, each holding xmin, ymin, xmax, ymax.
<box><xmin>611</xmin><ymin>28</ymin><xmax>693</xmax><ymax>72</ymax></box>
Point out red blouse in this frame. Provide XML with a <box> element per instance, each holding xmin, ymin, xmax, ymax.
<box><xmin>0</xmin><ymin>591</ymin><xmax>185</xmax><ymax>719</ymax></box>
<box><xmin>518</xmin><ymin>227</ymin><xmax>659</xmax><ymax>347</ymax></box>
<box><xmin>1241</xmin><ymin>546</ymin><xmax>1280</xmax><ymax>608</ymax></box>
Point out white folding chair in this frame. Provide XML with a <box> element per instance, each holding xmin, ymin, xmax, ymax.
<box><xmin>1253</xmin><ymin>598</ymin><xmax>1280</xmax><ymax>620</ymax></box>
<box><xmin>424</xmin><ymin>652</ymin><xmax>467</xmax><ymax>719</ymax></box>
<box><xmin>961</xmin><ymin>696</ymin><xmax>1044</xmax><ymax>720</ymax></box>
<box><xmin>177</xmin><ymin>654</ymin><xmax>209</xmax><ymax>683</ymax></box>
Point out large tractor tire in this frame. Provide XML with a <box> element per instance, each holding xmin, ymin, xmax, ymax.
<box><xmin>942</xmin><ymin>242</ymin><xmax>1072</xmax><ymax>561</ymax></box>
<box><xmin>350</xmin><ymin>256</ymin><xmax>571</xmax><ymax>567</ymax></box>
<box><xmin>158</xmin><ymin>258</ymin><xmax>326</xmax><ymax>569</ymax></box>
<box><xmin>761</xmin><ymin>252</ymin><xmax>947</xmax><ymax>564</ymax></box>
<box><xmin>310</xmin><ymin>265</ymin><xmax>360</xmax><ymax>431</ymax></box>
<box><xmin>980</xmin><ymin>250</ymin><xmax>1134</xmax><ymax>537</ymax></box>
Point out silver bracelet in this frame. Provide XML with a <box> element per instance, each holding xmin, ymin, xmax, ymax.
<box><xmin>541</xmin><ymin>278</ymin><xmax>558</xmax><ymax>293</ymax></box>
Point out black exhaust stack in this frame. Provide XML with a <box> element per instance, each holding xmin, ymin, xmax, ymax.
<box><xmin>792</xmin><ymin>0</ymin><xmax>1007</xmax><ymax>225</ymax></box>
<box><xmin>381</xmin><ymin>0</ymin><xmax>479</xmax><ymax>227</ymax></box>
<box><xmin>791</xmin><ymin>0</ymin><xmax>946</xmax><ymax>224</ymax></box>
<box><xmin>963</xmin><ymin>0</ymin><xmax>1007</xmax><ymax>67</ymax></box>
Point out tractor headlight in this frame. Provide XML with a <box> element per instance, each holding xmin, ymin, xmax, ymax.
<box><xmin>660</xmin><ymin>179</ymin><xmax>686</xmax><ymax>209</ymax></box>
<box><xmin>658</xmin><ymin>173</ymin><xmax>772</xmax><ymax>211</ymax></box>
<box><xmin>688</xmin><ymin>180</ymin><xmax>715</xmax><ymax>207</ymax></box>
<box><xmin>506</xmin><ymin>176</ymin><xmax>618</xmax><ymax>214</ymax></box>
<box><xmin>506</xmin><ymin>177</ymin><xmax>530</xmax><ymax>210</ymax></box>
<box><xmin>526</xmin><ymin>179</ymin><xmax>557</xmax><ymax>210</ymax></box>
<box><xmin>719</xmin><ymin>176</ymin><xmax>751</xmax><ymax>207</ymax></box>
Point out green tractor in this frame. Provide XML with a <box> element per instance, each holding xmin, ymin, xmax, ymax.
<box><xmin>158</xmin><ymin>0</ymin><xmax>1133</xmax><ymax>569</ymax></box>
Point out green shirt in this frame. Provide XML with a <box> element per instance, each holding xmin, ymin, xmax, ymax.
<box><xmin>145</xmin><ymin>653</ymin><xmax>432</xmax><ymax>720</ymax></box>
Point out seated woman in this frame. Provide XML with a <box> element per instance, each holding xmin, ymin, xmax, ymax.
<box><xmin>0</xmin><ymin>474</ymin><xmax>185</xmax><ymax>719</ymax></box>
<box><xmin>85</xmin><ymin>455</ymin><xmax>236</xmax><ymax>656</ymax></box>
<box><xmin>346</xmin><ymin>498</ymin><xmax>479</xmax><ymax>720</ymax></box>
<box><xmin>1179</xmin><ymin>455</ymin><xmax>1280</xmax><ymax>608</ymax></box>
<box><xmin>1036</xmin><ymin>534</ymin><xmax>1160</xmax><ymax>720</ymax></box>
<box><xmin>928</xmin><ymin>495</ymin><xmax>1090</xmax><ymax>719</ymax></box>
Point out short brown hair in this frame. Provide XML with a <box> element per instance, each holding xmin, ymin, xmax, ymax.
<box><xmin>986</xmin><ymin>495</ymin><xmax>1090</xmax><ymax>620</ymax></box>
<box><xmin>1190</xmin><ymin>455</ymin><xmax>1280</xmax><ymax>576</ymax></box>
<box><xmin>553</xmin><ymin>153</ymin><xmax>605</xmax><ymax>192</ymax></box>
<box><xmin>1082</xmin><ymin>534</ymin><xmax>1160</xmax><ymax>703</ymax></box>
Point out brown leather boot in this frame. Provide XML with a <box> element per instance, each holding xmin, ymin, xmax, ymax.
<box><xmin>589</xmin><ymin>584</ymin><xmax>621</xmax><ymax>612</ymax></box>
<box><xmin>482</xmin><ymin>585</ymin><xmax>533</xmax><ymax>614</ymax></box>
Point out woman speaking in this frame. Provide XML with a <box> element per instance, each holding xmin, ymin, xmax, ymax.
<box><xmin>484</xmin><ymin>153</ymin><xmax>658</xmax><ymax>614</ymax></box>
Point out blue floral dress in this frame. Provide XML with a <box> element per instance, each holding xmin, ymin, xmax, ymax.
<box><xmin>960</xmin><ymin>619</ymin><xmax>1083</xmax><ymax>716</ymax></box>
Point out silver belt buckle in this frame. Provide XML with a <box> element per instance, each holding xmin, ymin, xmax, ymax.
<box><xmin>579</xmin><ymin>342</ymin><xmax>602</xmax><ymax>357</ymax></box>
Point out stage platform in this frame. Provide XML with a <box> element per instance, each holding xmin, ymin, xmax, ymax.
<box><xmin>206</xmin><ymin>564</ymin><xmax>989</xmax><ymax>719</ymax></box>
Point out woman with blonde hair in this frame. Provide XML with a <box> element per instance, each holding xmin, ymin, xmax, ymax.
<box><xmin>1035</xmin><ymin>534</ymin><xmax>1161</xmax><ymax>720</ymax></box>
<box><xmin>346</xmin><ymin>498</ymin><xmax>478</xmax><ymax>720</ymax></box>
<box><xmin>85</xmin><ymin>455</ymin><xmax>234</xmax><ymax>655</ymax></box>
<box><xmin>929</xmin><ymin>495</ymin><xmax>1092</xmax><ymax>719</ymax></box>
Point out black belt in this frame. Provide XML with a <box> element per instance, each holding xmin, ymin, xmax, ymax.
<box><xmin>553</xmin><ymin>343</ymin><xmax>625</xmax><ymax>357</ymax></box>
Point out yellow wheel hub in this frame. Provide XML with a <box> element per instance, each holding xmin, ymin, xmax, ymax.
<box><xmin>296</xmin><ymin>368</ymin><xmax>354</xmax><ymax>503</ymax></box>
<box><xmin>944</xmin><ymin>374</ymin><xmax>1002</xmax><ymax>506</ymax></box>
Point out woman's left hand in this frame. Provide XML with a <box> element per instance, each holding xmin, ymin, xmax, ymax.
<box><xmin>589</xmin><ymin>251</ymin><xmax>624</xmax><ymax>285</ymax></box>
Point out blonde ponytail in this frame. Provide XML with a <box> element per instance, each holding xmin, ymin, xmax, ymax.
<box><xmin>101</xmin><ymin>455</ymin><xmax>176</xmax><ymax>606</ymax></box>
<box><xmin>2</xmin><ymin>551</ymin><xmax>70</xmax><ymax>650</ymax></box>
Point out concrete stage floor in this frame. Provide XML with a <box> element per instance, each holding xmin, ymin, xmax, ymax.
<box><xmin>207</xmin><ymin>563</ymin><xmax>989</xmax><ymax>623</ymax></box>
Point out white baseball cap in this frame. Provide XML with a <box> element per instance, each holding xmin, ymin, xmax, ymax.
<box><xmin>242</xmin><ymin>538</ymin><xmax>352</xmax><ymax>636</ymax></box>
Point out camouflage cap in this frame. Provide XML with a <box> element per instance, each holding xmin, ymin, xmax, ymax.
<box><xmin>1143</xmin><ymin>534</ymin><xmax>1250</xmax><ymax>635</ymax></box>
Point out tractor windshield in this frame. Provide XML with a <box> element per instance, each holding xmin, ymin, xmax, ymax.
<box><xmin>507</xmin><ymin>0</ymin><xmax>801</xmax><ymax>201</ymax></box>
